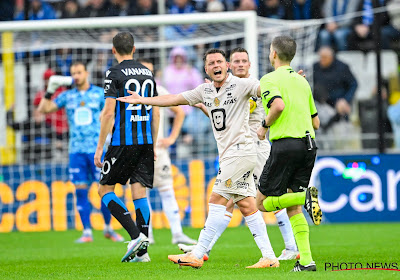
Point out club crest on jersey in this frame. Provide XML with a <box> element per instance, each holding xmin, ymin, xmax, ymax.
<box><xmin>214</xmin><ymin>97</ymin><xmax>220</xmax><ymax>107</ymax></box>
<box><xmin>225</xmin><ymin>179</ymin><xmax>232</xmax><ymax>188</ymax></box>
<box><xmin>80</xmin><ymin>101</ymin><xmax>85</xmax><ymax>106</ymax></box>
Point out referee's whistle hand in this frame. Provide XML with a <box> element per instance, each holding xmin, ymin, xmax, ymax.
<box><xmin>257</xmin><ymin>126</ymin><xmax>268</xmax><ymax>140</ymax></box>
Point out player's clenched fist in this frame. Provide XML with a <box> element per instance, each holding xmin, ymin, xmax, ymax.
<box><xmin>257</xmin><ymin>126</ymin><xmax>268</xmax><ymax>140</ymax></box>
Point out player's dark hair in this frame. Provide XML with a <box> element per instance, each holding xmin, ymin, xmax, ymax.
<box><xmin>113</xmin><ymin>32</ymin><xmax>134</xmax><ymax>55</ymax></box>
<box><xmin>271</xmin><ymin>36</ymin><xmax>297</xmax><ymax>62</ymax></box>
<box><xmin>70</xmin><ymin>61</ymin><xmax>87</xmax><ymax>71</ymax></box>
<box><xmin>203</xmin><ymin>49</ymin><xmax>226</xmax><ymax>62</ymax></box>
<box><xmin>230</xmin><ymin>47</ymin><xmax>249</xmax><ymax>61</ymax></box>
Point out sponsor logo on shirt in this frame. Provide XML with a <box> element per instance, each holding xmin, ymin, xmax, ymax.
<box><xmin>225</xmin><ymin>178</ymin><xmax>232</xmax><ymax>188</ymax></box>
<box><xmin>130</xmin><ymin>115</ymin><xmax>150</xmax><ymax>122</ymax></box>
<box><xmin>223</xmin><ymin>98</ymin><xmax>237</xmax><ymax>106</ymax></box>
<box><xmin>214</xmin><ymin>97</ymin><xmax>220</xmax><ymax>107</ymax></box>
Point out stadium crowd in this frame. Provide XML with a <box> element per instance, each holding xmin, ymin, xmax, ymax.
<box><xmin>2</xmin><ymin>0</ymin><xmax>400</xmax><ymax>160</ymax></box>
<box><xmin>1</xmin><ymin>0</ymin><xmax>400</xmax><ymax>53</ymax></box>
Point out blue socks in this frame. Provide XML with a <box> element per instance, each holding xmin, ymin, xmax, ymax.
<box><xmin>101</xmin><ymin>201</ymin><xmax>112</xmax><ymax>225</ymax></box>
<box><xmin>133</xmin><ymin>197</ymin><xmax>150</xmax><ymax>256</ymax></box>
<box><xmin>75</xmin><ymin>189</ymin><xmax>92</xmax><ymax>230</ymax></box>
<box><xmin>102</xmin><ymin>192</ymin><xmax>140</xmax><ymax>239</ymax></box>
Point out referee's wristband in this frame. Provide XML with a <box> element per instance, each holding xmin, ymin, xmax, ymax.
<box><xmin>261</xmin><ymin>119</ymin><xmax>270</xmax><ymax>129</ymax></box>
<box><xmin>44</xmin><ymin>92</ymin><xmax>53</xmax><ymax>100</ymax></box>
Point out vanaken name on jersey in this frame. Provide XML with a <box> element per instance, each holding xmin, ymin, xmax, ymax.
<box><xmin>120</xmin><ymin>68</ymin><xmax>153</xmax><ymax>77</ymax></box>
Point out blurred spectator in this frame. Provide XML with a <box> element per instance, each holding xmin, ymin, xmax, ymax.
<box><xmin>131</xmin><ymin>0</ymin><xmax>158</xmax><ymax>15</ymax></box>
<box><xmin>0</xmin><ymin>0</ymin><xmax>15</xmax><ymax>21</ymax></box>
<box><xmin>359</xmin><ymin>81</ymin><xmax>393</xmax><ymax>149</ymax></box>
<box><xmin>53</xmin><ymin>48</ymin><xmax>73</xmax><ymax>76</ymax></box>
<box><xmin>162</xmin><ymin>47</ymin><xmax>204</xmax><ymax>115</ymax></box>
<box><xmin>207</xmin><ymin>0</ymin><xmax>225</xmax><ymax>12</ymax></box>
<box><xmin>236</xmin><ymin>0</ymin><xmax>257</xmax><ymax>11</ymax></box>
<box><xmin>92</xmin><ymin>49</ymin><xmax>114</xmax><ymax>86</ymax></box>
<box><xmin>61</xmin><ymin>0</ymin><xmax>82</xmax><ymax>19</ymax></box>
<box><xmin>348</xmin><ymin>0</ymin><xmax>397</xmax><ymax>51</ymax></box>
<box><xmin>6</xmin><ymin>105</ymin><xmax>54</xmax><ymax>163</ymax></box>
<box><xmin>181</xmin><ymin>107</ymin><xmax>218</xmax><ymax>157</ymax></box>
<box><xmin>388</xmin><ymin>98</ymin><xmax>400</xmax><ymax>148</ymax></box>
<box><xmin>196</xmin><ymin>0</ymin><xmax>227</xmax><ymax>12</ymax></box>
<box><xmin>257</xmin><ymin>0</ymin><xmax>287</xmax><ymax>19</ymax></box>
<box><xmin>79</xmin><ymin>0</ymin><xmax>109</xmax><ymax>18</ymax></box>
<box><xmin>318</xmin><ymin>0</ymin><xmax>360</xmax><ymax>51</ymax></box>
<box><xmin>285</xmin><ymin>0</ymin><xmax>323</xmax><ymax>20</ymax></box>
<box><xmin>313</xmin><ymin>47</ymin><xmax>358</xmax><ymax>130</ymax></box>
<box><xmin>165</xmin><ymin>0</ymin><xmax>198</xmax><ymax>39</ymax></box>
<box><xmin>106</xmin><ymin>0</ymin><xmax>132</xmax><ymax>17</ymax></box>
<box><xmin>15</xmin><ymin>0</ymin><xmax>57</xmax><ymax>20</ymax></box>
<box><xmin>33</xmin><ymin>69</ymin><xmax>69</xmax><ymax>143</ymax></box>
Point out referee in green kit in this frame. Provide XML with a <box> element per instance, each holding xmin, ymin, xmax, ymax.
<box><xmin>256</xmin><ymin>36</ymin><xmax>322</xmax><ymax>272</ymax></box>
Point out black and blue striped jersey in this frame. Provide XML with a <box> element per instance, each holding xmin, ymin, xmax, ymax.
<box><xmin>104</xmin><ymin>59</ymin><xmax>158</xmax><ymax>146</ymax></box>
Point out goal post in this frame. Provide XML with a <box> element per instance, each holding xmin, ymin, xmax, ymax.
<box><xmin>0</xmin><ymin>11</ymin><xmax>323</xmax><ymax>232</ymax></box>
<box><xmin>0</xmin><ymin>11</ymin><xmax>259</xmax><ymax>78</ymax></box>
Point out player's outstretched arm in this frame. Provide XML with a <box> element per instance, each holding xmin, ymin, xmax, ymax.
<box><xmin>117</xmin><ymin>90</ymin><xmax>189</xmax><ymax>107</ymax></box>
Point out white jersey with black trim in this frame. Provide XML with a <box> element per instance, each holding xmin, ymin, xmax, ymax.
<box><xmin>182</xmin><ymin>73</ymin><xmax>258</xmax><ymax>160</ymax></box>
<box><xmin>247</xmin><ymin>76</ymin><xmax>270</xmax><ymax>152</ymax></box>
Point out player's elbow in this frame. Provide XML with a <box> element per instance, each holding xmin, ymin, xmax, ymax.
<box><xmin>102</xmin><ymin>112</ymin><xmax>114</xmax><ymax>121</ymax></box>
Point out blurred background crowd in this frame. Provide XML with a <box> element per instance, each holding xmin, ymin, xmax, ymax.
<box><xmin>1</xmin><ymin>0</ymin><xmax>400</xmax><ymax>164</ymax></box>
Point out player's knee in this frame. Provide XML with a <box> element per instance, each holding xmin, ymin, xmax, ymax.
<box><xmin>98</xmin><ymin>184</ymin><xmax>112</xmax><ymax>198</ymax></box>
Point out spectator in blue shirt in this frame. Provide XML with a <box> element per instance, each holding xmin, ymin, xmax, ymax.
<box><xmin>15</xmin><ymin>0</ymin><xmax>56</xmax><ymax>20</ymax></box>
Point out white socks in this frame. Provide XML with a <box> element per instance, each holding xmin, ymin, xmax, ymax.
<box><xmin>103</xmin><ymin>224</ymin><xmax>112</xmax><ymax>232</ymax></box>
<box><xmin>245</xmin><ymin>211</ymin><xmax>276</xmax><ymax>259</ymax></box>
<box><xmin>192</xmin><ymin>203</ymin><xmax>226</xmax><ymax>259</ymax></box>
<box><xmin>275</xmin><ymin>208</ymin><xmax>298</xmax><ymax>251</ymax></box>
<box><xmin>83</xmin><ymin>228</ymin><xmax>92</xmax><ymax>236</ymax></box>
<box><xmin>207</xmin><ymin>211</ymin><xmax>232</xmax><ymax>252</ymax></box>
<box><xmin>159</xmin><ymin>188</ymin><xmax>183</xmax><ymax>236</ymax></box>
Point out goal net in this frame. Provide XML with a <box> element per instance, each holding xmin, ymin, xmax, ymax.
<box><xmin>0</xmin><ymin>12</ymin><xmax>321</xmax><ymax>232</ymax></box>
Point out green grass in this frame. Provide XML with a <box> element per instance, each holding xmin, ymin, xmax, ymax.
<box><xmin>1</xmin><ymin>223</ymin><xmax>400</xmax><ymax>280</ymax></box>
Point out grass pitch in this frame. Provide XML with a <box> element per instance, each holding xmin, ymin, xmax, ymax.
<box><xmin>1</xmin><ymin>223</ymin><xmax>399</xmax><ymax>280</ymax></box>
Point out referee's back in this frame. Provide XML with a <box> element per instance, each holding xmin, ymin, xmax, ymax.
<box><xmin>260</xmin><ymin>65</ymin><xmax>317</xmax><ymax>142</ymax></box>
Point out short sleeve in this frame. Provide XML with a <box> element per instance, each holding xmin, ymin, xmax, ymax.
<box><xmin>244</xmin><ymin>77</ymin><xmax>259</xmax><ymax>98</ymax></box>
<box><xmin>181</xmin><ymin>85</ymin><xmax>204</xmax><ymax>106</ymax></box>
<box><xmin>260</xmin><ymin>74</ymin><xmax>281</xmax><ymax>110</ymax></box>
<box><xmin>53</xmin><ymin>91</ymin><xmax>67</xmax><ymax>109</ymax></box>
<box><xmin>104</xmin><ymin>69</ymin><xmax>119</xmax><ymax>98</ymax></box>
<box><xmin>309</xmin><ymin>89</ymin><xmax>318</xmax><ymax>118</ymax></box>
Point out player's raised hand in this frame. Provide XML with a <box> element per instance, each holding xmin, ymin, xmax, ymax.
<box><xmin>116</xmin><ymin>90</ymin><xmax>141</xmax><ymax>104</ymax></box>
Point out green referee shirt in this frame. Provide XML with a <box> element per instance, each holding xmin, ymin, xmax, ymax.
<box><xmin>260</xmin><ymin>65</ymin><xmax>318</xmax><ymax>142</ymax></box>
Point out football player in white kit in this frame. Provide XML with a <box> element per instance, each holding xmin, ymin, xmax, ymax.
<box><xmin>179</xmin><ymin>48</ymin><xmax>299</xmax><ymax>261</ymax></box>
<box><xmin>117</xmin><ymin>49</ymin><xmax>279</xmax><ymax>269</ymax></box>
<box><xmin>139</xmin><ymin>60</ymin><xmax>197</xmax><ymax>248</ymax></box>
